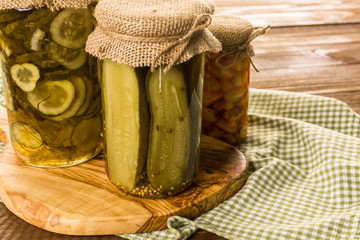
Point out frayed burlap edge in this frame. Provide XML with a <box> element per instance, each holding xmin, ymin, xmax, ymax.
<box><xmin>86</xmin><ymin>22</ymin><xmax>222</xmax><ymax>71</ymax></box>
<box><xmin>215</xmin><ymin>25</ymin><xmax>270</xmax><ymax>71</ymax></box>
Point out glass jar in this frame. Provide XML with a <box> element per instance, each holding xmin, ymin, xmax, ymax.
<box><xmin>200</xmin><ymin>15</ymin><xmax>265</xmax><ymax>146</ymax></box>
<box><xmin>0</xmin><ymin>4</ymin><xmax>102</xmax><ymax>167</ymax></box>
<box><xmin>202</xmin><ymin>51</ymin><xmax>250</xmax><ymax>145</ymax></box>
<box><xmin>101</xmin><ymin>54</ymin><xmax>204</xmax><ymax>198</ymax></box>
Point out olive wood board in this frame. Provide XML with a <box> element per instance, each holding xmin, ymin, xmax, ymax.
<box><xmin>0</xmin><ymin>109</ymin><xmax>248</xmax><ymax>236</ymax></box>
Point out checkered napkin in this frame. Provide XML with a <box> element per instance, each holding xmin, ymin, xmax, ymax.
<box><xmin>122</xmin><ymin>89</ymin><xmax>360</xmax><ymax>240</ymax></box>
<box><xmin>1</xmin><ymin>87</ymin><xmax>359</xmax><ymax>239</ymax></box>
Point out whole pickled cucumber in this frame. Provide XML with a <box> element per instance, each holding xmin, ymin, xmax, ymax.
<box><xmin>102</xmin><ymin>60</ymin><xmax>149</xmax><ymax>192</ymax></box>
<box><xmin>183</xmin><ymin>54</ymin><xmax>205</xmax><ymax>181</ymax></box>
<box><xmin>146</xmin><ymin>66</ymin><xmax>191</xmax><ymax>192</ymax></box>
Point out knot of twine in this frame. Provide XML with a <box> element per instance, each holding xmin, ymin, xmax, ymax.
<box><xmin>98</xmin><ymin>14</ymin><xmax>211</xmax><ymax>73</ymax></box>
<box><xmin>150</xmin><ymin>14</ymin><xmax>212</xmax><ymax>74</ymax></box>
<box><xmin>97</xmin><ymin>14</ymin><xmax>211</xmax><ymax>92</ymax></box>
<box><xmin>216</xmin><ymin>25</ymin><xmax>270</xmax><ymax>72</ymax></box>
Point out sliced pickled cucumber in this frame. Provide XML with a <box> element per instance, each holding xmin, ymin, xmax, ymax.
<box><xmin>27</xmin><ymin>80</ymin><xmax>75</xmax><ymax>116</ymax></box>
<box><xmin>10</xmin><ymin>63</ymin><xmax>40</xmax><ymax>92</ymax></box>
<box><xmin>50</xmin><ymin>9</ymin><xmax>93</xmax><ymax>49</ymax></box>
<box><xmin>82</xmin><ymin>94</ymin><xmax>101</xmax><ymax>117</ymax></box>
<box><xmin>14</xmin><ymin>52</ymin><xmax>60</xmax><ymax>69</ymax></box>
<box><xmin>11</xmin><ymin>122</ymin><xmax>43</xmax><ymax>149</ymax></box>
<box><xmin>30</xmin><ymin>28</ymin><xmax>46</xmax><ymax>51</ymax></box>
<box><xmin>71</xmin><ymin>117</ymin><xmax>101</xmax><ymax>153</ymax></box>
<box><xmin>0</xmin><ymin>29</ymin><xmax>26</xmax><ymax>57</ymax></box>
<box><xmin>41</xmin><ymin>69</ymin><xmax>71</xmax><ymax>81</ymax></box>
<box><xmin>146</xmin><ymin>66</ymin><xmax>190</xmax><ymax>191</ymax></box>
<box><xmin>2</xmin><ymin>74</ymin><xmax>14</xmax><ymax>111</ymax></box>
<box><xmin>103</xmin><ymin>60</ymin><xmax>149</xmax><ymax>192</ymax></box>
<box><xmin>0</xmin><ymin>9</ymin><xmax>29</xmax><ymax>23</ymax></box>
<box><xmin>25</xmin><ymin>8</ymin><xmax>58</xmax><ymax>30</ymax></box>
<box><xmin>48</xmin><ymin>41</ymin><xmax>87</xmax><ymax>70</ymax></box>
<box><xmin>3</xmin><ymin>9</ymin><xmax>56</xmax><ymax>42</ymax></box>
<box><xmin>3</xmin><ymin>19</ymin><xmax>30</xmax><ymax>41</ymax></box>
<box><xmin>47</xmin><ymin>76</ymin><xmax>86</xmax><ymax>121</ymax></box>
<box><xmin>75</xmin><ymin>76</ymin><xmax>92</xmax><ymax>116</ymax></box>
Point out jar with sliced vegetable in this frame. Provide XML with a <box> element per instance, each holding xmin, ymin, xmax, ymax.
<box><xmin>0</xmin><ymin>1</ymin><xmax>102</xmax><ymax>167</ymax></box>
<box><xmin>203</xmin><ymin>15</ymin><xmax>269</xmax><ymax>145</ymax></box>
<box><xmin>86</xmin><ymin>0</ymin><xmax>221</xmax><ymax>198</ymax></box>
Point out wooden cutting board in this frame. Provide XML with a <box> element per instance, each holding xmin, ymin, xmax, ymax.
<box><xmin>0</xmin><ymin>107</ymin><xmax>248</xmax><ymax>236</ymax></box>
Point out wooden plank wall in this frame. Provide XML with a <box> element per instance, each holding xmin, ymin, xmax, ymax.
<box><xmin>215</xmin><ymin>0</ymin><xmax>360</xmax><ymax>114</ymax></box>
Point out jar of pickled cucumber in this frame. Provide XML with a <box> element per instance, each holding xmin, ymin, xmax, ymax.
<box><xmin>202</xmin><ymin>15</ymin><xmax>269</xmax><ymax>145</ymax></box>
<box><xmin>86</xmin><ymin>0</ymin><xmax>221</xmax><ymax>198</ymax></box>
<box><xmin>0</xmin><ymin>1</ymin><xmax>103</xmax><ymax>167</ymax></box>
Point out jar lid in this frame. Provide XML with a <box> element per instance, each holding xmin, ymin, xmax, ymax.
<box><xmin>208</xmin><ymin>15</ymin><xmax>254</xmax><ymax>52</ymax></box>
<box><xmin>208</xmin><ymin>15</ymin><xmax>270</xmax><ymax>71</ymax></box>
<box><xmin>86</xmin><ymin>0</ymin><xmax>221</xmax><ymax>72</ymax></box>
<box><xmin>0</xmin><ymin>0</ymin><xmax>95</xmax><ymax>10</ymax></box>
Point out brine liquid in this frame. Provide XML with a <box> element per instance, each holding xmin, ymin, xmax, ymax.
<box><xmin>101</xmin><ymin>55</ymin><xmax>203</xmax><ymax>198</ymax></box>
<box><xmin>0</xmin><ymin>6</ymin><xmax>102</xmax><ymax>167</ymax></box>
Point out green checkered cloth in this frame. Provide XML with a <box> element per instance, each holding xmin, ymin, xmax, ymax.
<box><xmin>0</xmin><ymin>85</ymin><xmax>359</xmax><ymax>239</ymax></box>
<box><xmin>121</xmin><ymin>89</ymin><xmax>360</xmax><ymax>240</ymax></box>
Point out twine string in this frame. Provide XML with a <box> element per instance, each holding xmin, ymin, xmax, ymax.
<box><xmin>97</xmin><ymin>14</ymin><xmax>212</xmax><ymax>93</ymax></box>
<box><xmin>150</xmin><ymin>14</ymin><xmax>211</xmax><ymax>92</ymax></box>
<box><xmin>150</xmin><ymin>14</ymin><xmax>212</xmax><ymax>74</ymax></box>
<box><xmin>215</xmin><ymin>25</ymin><xmax>270</xmax><ymax>72</ymax></box>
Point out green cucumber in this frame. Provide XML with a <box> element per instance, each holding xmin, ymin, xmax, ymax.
<box><xmin>50</xmin><ymin>9</ymin><xmax>93</xmax><ymax>49</ymax></box>
<box><xmin>0</xmin><ymin>29</ymin><xmax>26</xmax><ymax>57</ymax></box>
<box><xmin>71</xmin><ymin>117</ymin><xmax>102</xmax><ymax>153</ymax></box>
<box><xmin>102</xmin><ymin>60</ymin><xmax>149</xmax><ymax>192</ymax></box>
<box><xmin>48</xmin><ymin>41</ymin><xmax>87</xmax><ymax>70</ymax></box>
<box><xmin>11</xmin><ymin>122</ymin><xmax>43</xmax><ymax>149</ymax></box>
<box><xmin>0</xmin><ymin>9</ymin><xmax>29</xmax><ymax>23</ymax></box>
<box><xmin>41</xmin><ymin>69</ymin><xmax>71</xmax><ymax>81</ymax></box>
<box><xmin>183</xmin><ymin>54</ymin><xmax>205</xmax><ymax>181</ymax></box>
<box><xmin>47</xmin><ymin>76</ymin><xmax>86</xmax><ymax>121</ymax></box>
<box><xmin>27</xmin><ymin>80</ymin><xmax>75</xmax><ymax>116</ymax></box>
<box><xmin>2</xmin><ymin>72</ymin><xmax>14</xmax><ymax>111</ymax></box>
<box><xmin>146</xmin><ymin>66</ymin><xmax>191</xmax><ymax>191</ymax></box>
<box><xmin>30</xmin><ymin>28</ymin><xmax>46</xmax><ymax>51</ymax></box>
<box><xmin>3</xmin><ymin>9</ymin><xmax>57</xmax><ymax>41</ymax></box>
<box><xmin>75</xmin><ymin>76</ymin><xmax>92</xmax><ymax>116</ymax></box>
<box><xmin>10</xmin><ymin>63</ymin><xmax>40</xmax><ymax>92</ymax></box>
<box><xmin>15</xmin><ymin>51</ymin><xmax>60</xmax><ymax>69</ymax></box>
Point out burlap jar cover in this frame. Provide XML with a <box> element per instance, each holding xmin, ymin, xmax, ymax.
<box><xmin>86</xmin><ymin>0</ymin><xmax>221</xmax><ymax>73</ymax></box>
<box><xmin>208</xmin><ymin>15</ymin><xmax>270</xmax><ymax>71</ymax></box>
<box><xmin>0</xmin><ymin>0</ymin><xmax>94</xmax><ymax>10</ymax></box>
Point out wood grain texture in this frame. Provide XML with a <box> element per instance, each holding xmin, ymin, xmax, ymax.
<box><xmin>0</xmin><ymin>105</ymin><xmax>248</xmax><ymax>236</ymax></box>
<box><xmin>214</xmin><ymin>0</ymin><xmax>360</xmax><ymax>27</ymax></box>
<box><xmin>0</xmin><ymin>0</ymin><xmax>359</xmax><ymax>239</ymax></box>
<box><xmin>250</xmin><ymin>24</ymin><xmax>360</xmax><ymax>113</ymax></box>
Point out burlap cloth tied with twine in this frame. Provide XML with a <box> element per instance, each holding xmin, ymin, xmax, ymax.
<box><xmin>85</xmin><ymin>0</ymin><xmax>222</xmax><ymax>73</ymax></box>
<box><xmin>0</xmin><ymin>0</ymin><xmax>94</xmax><ymax>10</ymax></box>
<box><xmin>208</xmin><ymin>15</ymin><xmax>270</xmax><ymax>71</ymax></box>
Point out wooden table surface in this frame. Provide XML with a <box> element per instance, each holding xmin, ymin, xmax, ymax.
<box><xmin>1</xmin><ymin>0</ymin><xmax>359</xmax><ymax>239</ymax></box>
